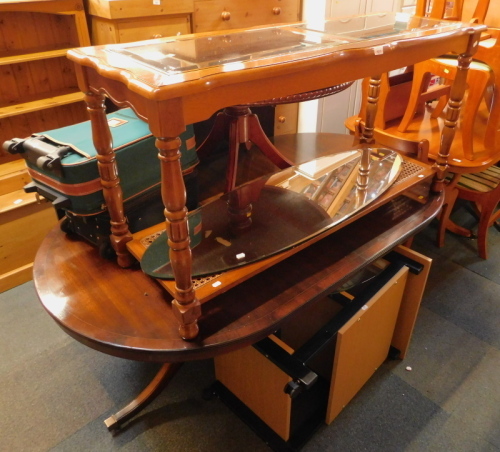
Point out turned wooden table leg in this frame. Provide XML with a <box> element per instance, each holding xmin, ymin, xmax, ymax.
<box><xmin>156</xmin><ymin>136</ymin><xmax>201</xmax><ymax>340</ymax></box>
<box><xmin>357</xmin><ymin>74</ymin><xmax>381</xmax><ymax>190</ymax></box>
<box><xmin>85</xmin><ymin>92</ymin><xmax>134</xmax><ymax>267</ymax></box>
<box><xmin>104</xmin><ymin>362</ymin><xmax>183</xmax><ymax>432</ymax></box>
<box><xmin>432</xmin><ymin>39</ymin><xmax>477</xmax><ymax>193</ymax></box>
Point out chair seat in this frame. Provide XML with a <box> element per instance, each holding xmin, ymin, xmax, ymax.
<box><xmin>433</xmin><ymin>57</ymin><xmax>492</xmax><ymax>72</ymax></box>
<box><xmin>458</xmin><ymin>165</ymin><xmax>500</xmax><ymax>192</ymax></box>
<box><xmin>347</xmin><ymin>104</ymin><xmax>500</xmax><ymax>173</ymax></box>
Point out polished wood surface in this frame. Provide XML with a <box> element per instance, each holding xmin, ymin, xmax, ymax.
<box><xmin>68</xmin><ymin>28</ymin><xmax>481</xmax><ymax>130</ymax></box>
<box><xmin>65</xmin><ymin>18</ymin><xmax>484</xmax><ymax>338</ymax></box>
<box><xmin>34</xmin><ymin>192</ymin><xmax>443</xmax><ymax>363</ymax></box>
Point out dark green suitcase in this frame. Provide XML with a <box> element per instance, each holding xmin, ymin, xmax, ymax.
<box><xmin>4</xmin><ymin>108</ymin><xmax>199</xmax><ymax>256</ymax></box>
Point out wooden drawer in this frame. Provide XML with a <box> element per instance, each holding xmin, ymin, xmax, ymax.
<box><xmin>214</xmin><ymin>247</ymin><xmax>432</xmax><ymax>444</ymax></box>
<box><xmin>215</xmin><ymin>263</ymin><xmax>409</xmax><ymax>441</ymax></box>
<box><xmin>274</xmin><ymin>104</ymin><xmax>299</xmax><ymax>136</ymax></box>
<box><xmin>88</xmin><ymin>0</ymin><xmax>194</xmax><ymax>20</ymax></box>
<box><xmin>193</xmin><ymin>0</ymin><xmax>301</xmax><ymax>33</ymax></box>
<box><xmin>91</xmin><ymin>14</ymin><xmax>192</xmax><ymax>44</ymax></box>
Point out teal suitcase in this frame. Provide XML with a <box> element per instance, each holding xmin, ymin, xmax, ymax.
<box><xmin>4</xmin><ymin>108</ymin><xmax>199</xmax><ymax>256</ymax></box>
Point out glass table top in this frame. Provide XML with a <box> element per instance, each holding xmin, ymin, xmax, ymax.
<box><xmin>141</xmin><ymin>147</ymin><xmax>403</xmax><ymax>279</ymax></box>
<box><xmin>99</xmin><ymin>12</ymin><xmax>473</xmax><ymax>86</ymax></box>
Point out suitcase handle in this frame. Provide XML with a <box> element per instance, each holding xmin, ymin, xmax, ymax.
<box><xmin>3</xmin><ymin>137</ymin><xmax>72</xmax><ymax>177</ymax></box>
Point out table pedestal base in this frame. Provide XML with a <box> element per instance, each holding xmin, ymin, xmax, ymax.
<box><xmin>104</xmin><ymin>362</ymin><xmax>183</xmax><ymax>432</ymax></box>
<box><xmin>197</xmin><ymin>106</ymin><xmax>292</xmax><ymax>193</ymax></box>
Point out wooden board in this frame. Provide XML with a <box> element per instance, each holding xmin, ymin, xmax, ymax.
<box><xmin>326</xmin><ymin>266</ymin><xmax>409</xmax><ymax>424</ymax></box>
<box><xmin>391</xmin><ymin>245</ymin><xmax>433</xmax><ymax>358</ymax></box>
<box><xmin>215</xmin><ymin>335</ymin><xmax>294</xmax><ymax>441</ymax></box>
<box><xmin>91</xmin><ymin>15</ymin><xmax>192</xmax><ymax>45</ymax></box>
<box><xmin>0</xmin><ymin>190</ymin><xmax>58</xmax><ymax>292</ymax></box>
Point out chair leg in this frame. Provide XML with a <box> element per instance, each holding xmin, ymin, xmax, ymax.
<box><xmin>471</xmin><ymin>192</ymin><xmax>500</xmax><ymax>260</ymax></box>
<box><xmin>476</xmin><ymin>203</ymin><xmax>495</xmax><ymax>259</ymax></box>
<box><xmin>437</xmin><ymin>174</ymin><xmax>475</xmax><ymax>246</ymax></box>
<box><xmin>437</xmin><ymin>184</ymin><xmax>459</xmax><ymax>248</ymax></box>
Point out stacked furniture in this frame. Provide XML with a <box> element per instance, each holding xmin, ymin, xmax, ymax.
<box><xmin>34</xmin><ymin>15</ymin><xmax>483</xmax><ymax>447</ymax></box>
<box><xmin>0</xmin><ymin>0</ymin><xmax>301</xmax><ymax>292</ymax></box>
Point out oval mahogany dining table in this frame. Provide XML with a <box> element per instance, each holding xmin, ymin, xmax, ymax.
<box><xmin>32</xmin><ymin>186</ymin><xmax>442</xmax><ymax>430</ymax></box>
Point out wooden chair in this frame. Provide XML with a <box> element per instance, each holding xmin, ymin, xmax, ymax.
<box><xmin>397</xmin><ymin>0</ymin><xmax>491</xmax><ymax>136</ymax></box>
<box><xmin>453</xmin><ymin>166</ymin><xmax>500</xmax><ymax>259</ymax></box>
<box><xmin>359</xmin><ymin>0</ymin><xmax>490</xmax><ymax>131</ymax></box>
<box><xmin>415</xmin><ymin>0</ymin><xmax>460</xmax><ymax>21</ymax></box>
<box><xmin>396</xmin><ymin>57</ymin><xmax>494</xmax><ymax>159</ymax></box>
<box><xmin>415</xmin><ymin>0</ymin><xmax>490</xmax><ymax>23</ymax></box>
<box><xmin>357</xmin><ymin>29</ymin><xmax>500</xmax><ymax>259</ymax></box>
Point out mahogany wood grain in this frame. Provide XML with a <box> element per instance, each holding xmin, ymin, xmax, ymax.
<box><xmin>85</xmin><ymin>92</ymin><xmax>134</xmax><ymax>268</ymax></box>
<box><xmin>104</xmin><ymin>362</ymin><xmax>182</xmax><ymax>432</ymax></box>
<box><xmin>33</xmin><ymin>193</ymin><xmax>443</xmax><ymax>363</ymax></box>
<box><xmin>67</xmin><ymin>21</ymin><xmax>483</xmax><ymax>338</ymax></box>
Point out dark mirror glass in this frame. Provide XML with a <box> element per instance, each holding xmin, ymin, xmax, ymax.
<box><xmin>141</xmin><ymin>148</ymin><xmax>402</xmax><ymax>279</ymax></box>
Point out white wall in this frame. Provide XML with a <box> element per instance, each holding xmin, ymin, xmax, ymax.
<box><xmin>298</xmin><ymin>0</ymin><xmax>404</xmax><ymax>134</ymax></box>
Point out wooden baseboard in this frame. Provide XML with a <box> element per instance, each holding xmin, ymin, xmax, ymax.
<box><xmin>0</xmin><ymin>160</ymin><xmax>30</xmax><ymax>196</ymax></box>
<box><xmin>0</xmin><ymin>263</ymin><xmax>33</xmax><ymax>293</ymax></box>
<box><xmin>1</xmin><ymin>193</ymin><xmax>58</xmax><ymax>292</ymax></box>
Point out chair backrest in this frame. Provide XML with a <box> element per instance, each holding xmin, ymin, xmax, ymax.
<box><xmin>462</xmin><ymin>0</ymin><xmax>491</xmax><ymax>24</ymax></box>
<box><xmin>408</xmin><ymin>28</ymin><xmax>500</xmax><ymax>162</ymax></box>
<box><xmin>415</xmin><ymin>0</ymin><xmax>490</xmax><ymax>23</ymax></box>
<box><xmin>353</xmin><ymin>118</ymin><xmax>430</xmax><ymax>163</ymax></box>
<box><xmin>415</xmin><ymin>0</ymin><xmax>460</xmax><ymax>20</ymax></box>
<box><xmin>476</xmin><ymin>29</ymin><xmax>500</xmax><ymax>151</ymax></box>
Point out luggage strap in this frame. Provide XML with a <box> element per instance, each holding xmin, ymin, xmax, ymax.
<box><xmin>36</xmin><ymin>134</ymin><xmax>92</xmax><ymax>159</ymax></box>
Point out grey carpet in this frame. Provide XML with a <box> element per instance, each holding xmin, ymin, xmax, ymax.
<box><xmin>1</xmin><ymin>202</ymin><xmax>499</xmax><ymax>452</ymax></box>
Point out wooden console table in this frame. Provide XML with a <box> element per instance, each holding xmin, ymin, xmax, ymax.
<box><xmin>65</xmin><ymin>13</ymin><xmax>484</xmax><ymax>340</ymax></box>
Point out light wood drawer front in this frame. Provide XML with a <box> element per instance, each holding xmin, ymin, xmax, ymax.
<box><xmin>274</xmin><ymin>104</ymin><xmax>298</xmax><ymax>136</ymax></box>
<box><xmin>194</xmin><ymin>0</ymin><xmax>300</xmax><ymax>33</ymax></box>
<box><xmin>88</xmin><ymin>0</ymin><xmax>194</xmax><ymax>20</ymax></box>
<box><xmin>91</xmin><ymin>15</ymin><xmax>192</xmax><ymax>44</ymax></box>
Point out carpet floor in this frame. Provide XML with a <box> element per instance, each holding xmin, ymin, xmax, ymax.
<box><xmin>1</xmin><ymin>202</ymin><xmax>499</xmax><ymax>452</ymax></box>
